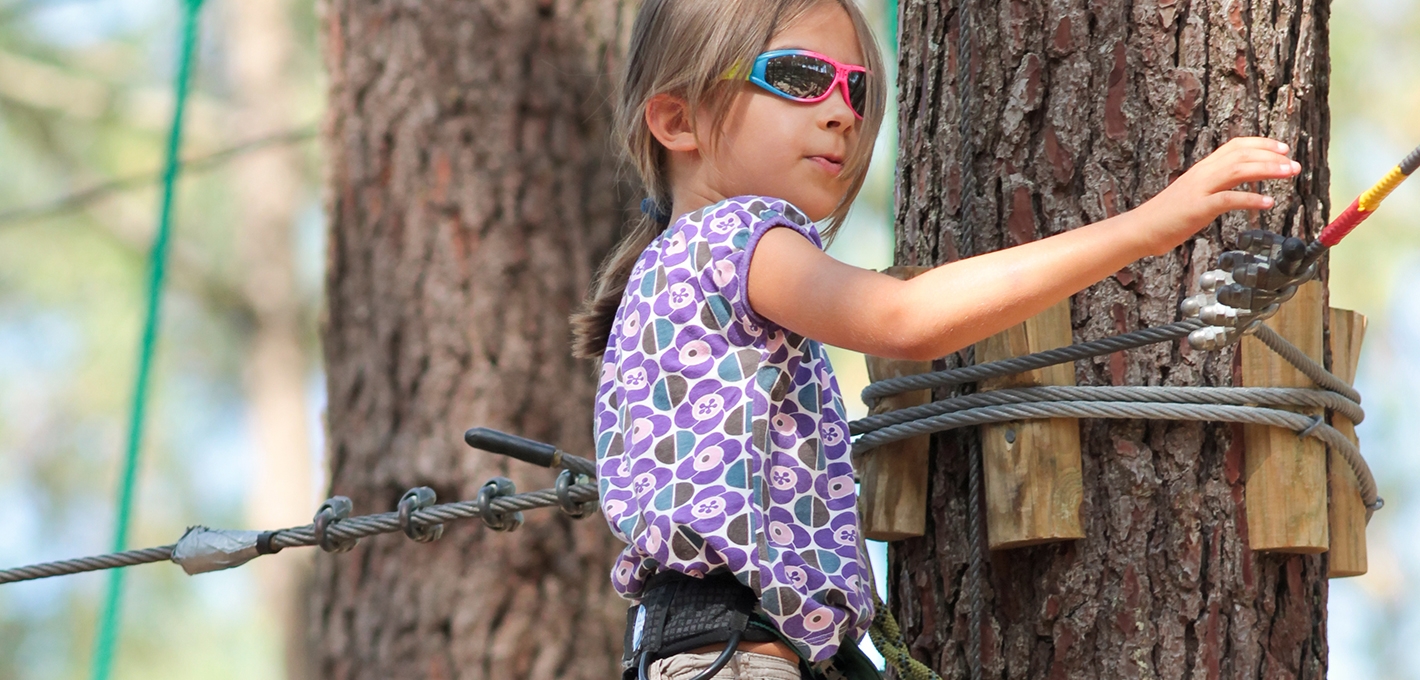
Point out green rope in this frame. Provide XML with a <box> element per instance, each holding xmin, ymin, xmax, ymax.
<box><xmin>886</xmin><ymin>0</ymin><xmax>898</xmax><ymax>49</ymax></box>
<box><xmin>869</xmin><ymin>594</ymin><xmax>942</xmax><ymax>680</ymax></box>
<box><xmin>90</xmin><ymin>1</ymin><xmax>204</xmax><ymax>678</ymax></box>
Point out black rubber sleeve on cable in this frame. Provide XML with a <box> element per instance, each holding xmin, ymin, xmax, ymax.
<box><xmin>465</xmin><ymin>427</ymin><xmax>560</xmax><ymax>468</ymax></box>
<box><xmin>255</xmin><ymin>531</ymin><xmax>283</xmax><ymax>555</ymax></box>
<box><xmin>1402</xmin><ymin>144</ymin><xmax>1420</xmax><ymax>175</ymax></box>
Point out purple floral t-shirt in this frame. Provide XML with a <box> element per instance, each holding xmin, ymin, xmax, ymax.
<box><xmin>593</xmin><ymin>196</ymin><xmax>873</xmax><ymax>663</ymax></box>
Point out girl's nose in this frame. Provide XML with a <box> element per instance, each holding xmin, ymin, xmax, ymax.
<box><xmin>819</xmin><ymin>86</ymin><xmax>856</xmax><ymax>131</ymax></box>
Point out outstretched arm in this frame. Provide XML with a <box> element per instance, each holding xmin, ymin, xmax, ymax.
<box><xmin>747</xmin><ymin>137</ymin><xmax>1302</xmax><ymax>361</ymax></box>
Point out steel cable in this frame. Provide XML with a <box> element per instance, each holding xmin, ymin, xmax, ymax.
<box><xmin>0</xmin><ymin>484</ymin><xmax>596</xmax><ymax>585</ymax></box>
<box><xmin>266</xmin><ymin>484</ymin><xmax>597</xmax><ymax>549</ymax></box>
<box><xmin>1251</xmin><ymin>324</ymin><xmax>1361</xmax><ymax>402</ymax></box>
<box><xmin>852</xmin><ymin>400</ymin><xmax>1375</xmax><ymax>510</ymax></box>
<box><xmin>861</xmin><ymin>320</ymin><xmax>1205</xmax><ymax>403</ymax></box>
<box><xmin>0</xmin><ymin>547</ymin><xmax>177</xmax><ymax>585</ymax></box>
<box><xmin>852</xmin><ymin>400</ymin><xmax>1374</xmax><ymax>511</ymax></box>
<box><xmin>854</xmin><ymin>318</ymin><xmax>1375</xmax><ymax>504</ymax></box>
<box><xmin>851</xmin><ymin>385</ymin><xmax>1364</xmax><ymax>433</ymax></box>
<box><xmin>955</xmin><ymin>0</ymin><xmax>985</xmax><ymax>676</ymax></box>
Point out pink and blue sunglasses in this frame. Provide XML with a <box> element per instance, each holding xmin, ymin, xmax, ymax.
<box><xmin>740</xmin><ymin>49</ymin><xmax>870</xmax><ymax>119</ymax></box>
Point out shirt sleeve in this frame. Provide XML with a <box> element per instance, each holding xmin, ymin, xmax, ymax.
<box><xmin>698</xmin><ymin>198</ymin><xmax>822</xmax><ymax>329</ymax></box>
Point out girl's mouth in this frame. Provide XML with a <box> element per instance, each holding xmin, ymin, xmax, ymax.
<box><xmin>809</xmin><ymin>155</ymin><xmax>844</xmax><ymax>175</ymax></box>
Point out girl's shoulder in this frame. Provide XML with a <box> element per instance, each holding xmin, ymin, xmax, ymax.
<box><xmin>622</xmin><ymin>195</ymin><xmax>822</xmax><ymax>339</ymax></box>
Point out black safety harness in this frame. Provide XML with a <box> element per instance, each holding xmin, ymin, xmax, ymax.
<box><xmin>622</xmin><ymin>570</ymin><xmax>787</xmax><ymax>680</ymax></box>
<box><xmin>622</xmin><ymin>569</ymin><xmax>884</xmax><ymax>680</ymax></box>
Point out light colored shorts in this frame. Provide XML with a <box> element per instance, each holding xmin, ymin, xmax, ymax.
<box><xmin>646</xmin><ymin>651</ymin><xmax>802</xmax><ymax>680</ymax></box>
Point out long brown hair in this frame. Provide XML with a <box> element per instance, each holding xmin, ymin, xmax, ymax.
<box><xmin>570</xmin><ymin>0</ymin><xmax>886</xmax><ymax>359</ymax></box>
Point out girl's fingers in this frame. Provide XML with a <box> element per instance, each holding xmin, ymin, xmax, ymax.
<box><xmin>1226</xmin><ymin>148</ymin><xmax>1298</xmax><ymax>165</ymax></box>
<box><xmin>1210</xmin><ymin>190</ymin><xmax>1276</xmax><ymax>213</ymax></box>
<box><xmin>1188</xmin><ymin>139</ymin><xmax>1296</xmax><ymax>189</ymax></box>
<box><xmin>1222</xmin><ymin>160</ymin><xmax>1302</xmax><ymax>187</ymax></box>
<box><xmin>1198</xmin><ymin>149</ymin><xmax>1297</xmax><ymax>186</ymax></box>
<box><xmin>1220</xmin><ymin>136</ymin><xmax>1292</xmax><ymax>154</ymax></box>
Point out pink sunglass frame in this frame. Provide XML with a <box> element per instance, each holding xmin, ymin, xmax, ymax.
<box><xmin>744</xmin><ymin>49</ymin><xmax>869</xmax><ymax>119</ymax></box>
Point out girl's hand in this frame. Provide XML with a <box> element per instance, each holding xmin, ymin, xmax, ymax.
<box><xmin>1131</xmin><ymin>137</ymin><xmax>1301</xmax><ymax>256</ymax></box>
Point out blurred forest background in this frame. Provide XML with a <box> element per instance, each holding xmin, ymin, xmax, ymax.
<box><xmin>0</xmin><ymin>0</ymin><xmax>1415</xmax><ymax>678</ymax></box>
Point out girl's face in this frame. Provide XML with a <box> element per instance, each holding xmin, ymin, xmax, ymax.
<box><xmin>690</xmin><ymin>3</ymin><xmax>867</xmax><ymax>221</ymax></box>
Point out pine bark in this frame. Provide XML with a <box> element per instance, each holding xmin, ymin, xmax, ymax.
<box><xmin>315</xmin><ymin>2</ymin><xmax>634</xmax><ymax>678</ymax></box>
<box><xmin>891</xmin><ymin>0</ymin><xmax>1332</xmax><ymax>677</ymax></box>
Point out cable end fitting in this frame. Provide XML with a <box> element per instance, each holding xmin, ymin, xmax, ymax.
<box><xmin>171</xmin><ymin>526</ymin><xmax>266</xmax><ymax>575</ymax></box>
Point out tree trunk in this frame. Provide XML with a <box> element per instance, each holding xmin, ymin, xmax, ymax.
<box><xmin>315</xmin><ymin>2</ymin><xmax>634</xmax><ymax>678</ymax></box>
<box><xmin>892</xmin><ymin>0</ymin><xmax>1332</xmax><ymax>677</ymax></box>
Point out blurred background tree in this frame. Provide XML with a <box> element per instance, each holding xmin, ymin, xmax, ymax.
<box><xmin>310</xmin><ymin>0</ymin><xmax>634</xmax><ymax>677</ymax></box>
<box><xmin>0</xmin><ymin>0</ymin><xmax>1414</xmax><ymax>678</ymax></box>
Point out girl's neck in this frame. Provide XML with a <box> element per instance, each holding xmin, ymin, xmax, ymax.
<box><xmin>667</xmin><ymin>171</ymin><xmax>727</xmax><ymax>225</ymax></box>
<box><xmin>665</xmin><ymin>148</ymin><xmax>747</xmax><ymax>224</ymax></box>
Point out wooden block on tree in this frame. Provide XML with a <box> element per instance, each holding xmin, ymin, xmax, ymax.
<box><xmin>1241</xmin><ymin>280</ymin><xmax>1327</xmax><ymax>553</ymax></box>
<box><xmin>1327</xmin><ymin>307</ymin><xmax>1368</xmax><ymax>578</ymax></box>
<box><xmin>860</xmin><ymin>266</ymin><xmax>933</xmax><ymax>541</ymax></box>
<box><xmin>975</xmin><ymin>298</ymin><xmax>1084</xmax><ymax>550</ymax></box>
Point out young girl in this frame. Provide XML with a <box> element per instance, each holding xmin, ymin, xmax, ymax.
<box><xmin>572</xmin><ymin>1</ymin><xmax>1300</xmax><ymax>678</ymax></box>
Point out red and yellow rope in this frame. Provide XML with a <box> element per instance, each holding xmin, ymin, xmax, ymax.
<box><xmin>1319</xmin><ymin>144</ymin><xmax>1420</xmax><ymax>247</ymax></box>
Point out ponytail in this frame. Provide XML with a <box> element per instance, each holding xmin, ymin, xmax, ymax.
<box><xmin>571</xmin><ymin>213</ymin><xmax>663</xmax><ymax>359</ymax></box>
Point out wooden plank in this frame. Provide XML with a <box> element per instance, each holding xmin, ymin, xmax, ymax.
<box><xmin>1327</xmin><ymin>307</ymin><xmax>1368</xmax><ymax>577</ymax></box>
<box><xmin>1240</xmin><ymin>280</ymin><xmax>1327</xmax><ymax>553</ymax></box>
<box><xmin>975</xmin><ymin>298</ymin><xmax>1084</xmax><ymax>550</ymax></box>
<box><xmin>860</xmin><ymin>266</ymin><xmax>934</xmax><ymax>541</ymax></box>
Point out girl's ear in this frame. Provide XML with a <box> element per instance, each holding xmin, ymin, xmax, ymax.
<box><xmin>645</xmin><ymin>94</ymin><xmax>699</xmax><ymax>153</ymax></box>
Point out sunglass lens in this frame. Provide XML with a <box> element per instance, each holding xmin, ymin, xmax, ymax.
<box><xmin>763</xmin><ymin>54</ymin><xmax>836</xmax><ymax>100</ymax></box>
<box><xmin>846</xmin><ymin>71</ymin><xmax>867</xmax><ymax>116</ymax></box>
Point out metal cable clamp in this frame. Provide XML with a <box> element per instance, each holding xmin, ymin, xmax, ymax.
<box><xmin>313</xmin><ymin>496</ymin><xmax>358</xmax><ymax>553</ymax></box>
<box><xmin>555</xmin><ymin>470</ymin><xmax>597</xmax><ymax>519</ymax></box>
<box><xmin>398</xmin><ymin>487</ymin><xmax>444</xmax><ymax>543</ymax></box>
<box><xmin>477</xmin><ymin>477</ymin><xmax>524</xmax><ymax>532</ymax></box>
